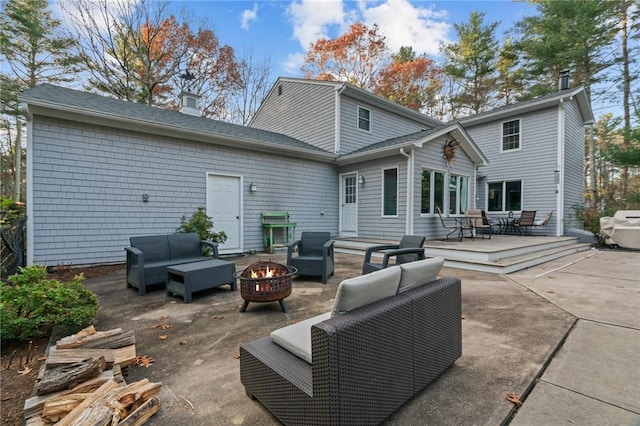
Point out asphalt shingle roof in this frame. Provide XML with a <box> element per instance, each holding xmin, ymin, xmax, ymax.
<box><xmin>19</xmin><ymin>84</ymin><xmax>331</xmax><ymax>154</ymax></box>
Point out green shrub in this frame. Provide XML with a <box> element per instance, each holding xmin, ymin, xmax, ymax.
<box><xmin>0</xmin><ymin>265</ymin><xmax>98</xmax><ymax>341</ymax></box>
<box><xmin>177</xmin><ymin>207</ymin><xmax>227</xmax><ymax>255</ymax></box>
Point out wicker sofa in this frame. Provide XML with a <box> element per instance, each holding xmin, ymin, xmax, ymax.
<box><xmin>125</xmin><ymin>233</ymin><xmax>219</xmax><ymax>296</ymax></box>
<box><xmin>240</xmin><ymin>257</ymin><xmax>461</xmax><ymax>425</ymax></box>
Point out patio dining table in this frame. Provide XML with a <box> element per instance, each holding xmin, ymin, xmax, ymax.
<box><xmin>499</xmin><ymin>217</ymin><xmax>519</xmax><ymax>235</ymax></box>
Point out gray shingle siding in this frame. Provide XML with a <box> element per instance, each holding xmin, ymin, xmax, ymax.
<box><xmin>250</xmin><ymin>80</ymin><xmax>336</xmax><ymax>152</ymax></box>
<box><xmin>338</xmin><ymin>138</ymin><xmax>476</xmax><ymax>241</ymax></box>
<box><xmin>339</xmin><ymin>96</ymin><xmax>430</xmax><ymax>154</ymax></box>
<box><xmin>563</xmin><ymin>100</ymin><xmax>586</xmax><ymax>230</ymax></box>
<box><xmin>412</xmin><ymin>139</ymin><xmax>475</xmax><ymax>240</ymax></box>
<box><xmin>30</xmin><ymin>116</ymin><xmax>338</xmax><ymax>266</ymax></box>
<box><xmin>339</xmin><ymin>156</ymin><xmax>407</xmax><ymax>240</ymax></box>
<box><xmin>465</xmin><ymin>106</ymin><xmax>561</xmax><ymax>234</ymax></box>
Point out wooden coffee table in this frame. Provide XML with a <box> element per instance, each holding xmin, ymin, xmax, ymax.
<box><xmin>166</xmin><ymin>259</ymin><xmax>236</xmax><ymax>303</ymax></box>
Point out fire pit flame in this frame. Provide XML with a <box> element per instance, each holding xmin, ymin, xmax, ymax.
<box><xmin>250</xmin><ymin>266</ymin><xmax>275</xmax><ymax>279</ymax></box>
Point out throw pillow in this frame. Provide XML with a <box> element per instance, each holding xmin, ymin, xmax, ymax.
<box><xmin>397</xmin><ymin>257</ymin><xmax>445</xmax><ymax>293</ymax></box>
<box><xmin>331</xmin><ymin>266</ymin><xmax>401</xmax><ymax>316</ymax></box>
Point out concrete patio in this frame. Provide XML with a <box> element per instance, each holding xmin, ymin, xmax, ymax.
<box><xmin>79</xmin><ymin>248</ymin><xmax>640</xmax><ymax>425</ymax></box>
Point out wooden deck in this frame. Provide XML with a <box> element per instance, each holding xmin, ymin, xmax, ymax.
<box><xmin>334</xmin><ymin>235</ymin><xmax>593</xmax><ymax>274</ymax></box>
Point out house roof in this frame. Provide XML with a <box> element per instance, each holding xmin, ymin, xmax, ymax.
<box><xmin>337</xmin><ymin>122</ymin><xmax>489</xmax><ymax>167</ymax></box>
<box><xmin>263</xmin><ymin>77</ymin><xmax>444</xmax><ymax>129</ymax></box>
<box><xmin>453</xmin><ymin>86</ymin><xmax>594</xmax><ymax>126</ymax></box>
<box><xmin>18</xmin><ymin>83</ymin><xmax>337</xmax><ymax>162</ymax></box>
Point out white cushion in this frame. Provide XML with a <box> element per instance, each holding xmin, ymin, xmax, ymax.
<box><xmin>270</xmin><ymin>312</ymin><xmax>331</xmax><ymax>364</ymax></box>
<box><xmin>397</xmin><ymin>257</ymin><xmax>444</xmax><ymax>293</ymax></box>
<box><xmin>331</xmin><ymin>266</ymin><xmax>401</xmax><ymax>316</ymax></box>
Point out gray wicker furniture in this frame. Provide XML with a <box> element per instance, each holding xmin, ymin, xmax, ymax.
<box><xmin>287</xmin><ymin>232</ymin><xmax>335</xmax><ymax>283</ymax></box>
<box><xmin>166</xmin><ymin>259</ymin><xmax>236</xmax><ymax>303</ymax></box>
<box><xmin>125</xmin><ymin>233</ymin><xmax>219</xmax><ymax>296</ymax></box>
<box><xmin>240</xmin><ymin>259</ymin><xmax>461</xmax><ymax>425</ymax></box>
<box><xmin>362</xmin><ymin>235</ymin><xmax>426</xmax><ymax>274</ymax></box>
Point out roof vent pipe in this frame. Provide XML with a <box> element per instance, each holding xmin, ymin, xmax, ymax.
<box><xmin>559</xmin><ymin>70</ymin><xmax>570</xmax><ymax>91</ymax></box>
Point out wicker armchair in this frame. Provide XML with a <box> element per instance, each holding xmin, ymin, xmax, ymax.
<box><xmin>362</xmin><ymin>235</ymin><xmax>426</xmax><ymax>274</ymax></box>
<box><xmin>287</xmin><ymin>232</ymin><xmax>335</xmax><ymax>284</ymax></box>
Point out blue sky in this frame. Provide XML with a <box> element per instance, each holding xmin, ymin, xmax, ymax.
<box><xmin>172</xmin><ymin>0</ymin><xmax>536</xmax><ymax>77</ymax></box>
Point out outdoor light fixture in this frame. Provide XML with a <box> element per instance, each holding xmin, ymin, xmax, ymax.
<box><xmin>249</xmin><ymin>182</ymin><xmax>258</xmax><ymax>192</ymax></box>
<box><xmin>358</xmin><ymin>175</ymin><xmax>365</xmax><ymax>185</ymax></box>
<box><xmin>554</xmin><ymin>169</ymin><xmax>560</xmax><ymax>184</ymax></box>
<box><xmin>142</xmin><ymin>193</ymin><xmax>149</xmax><ymax>202</ymax></box>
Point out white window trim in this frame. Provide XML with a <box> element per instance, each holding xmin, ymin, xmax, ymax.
<box><xmin>357</xmin><ymin>105</ymin><xmax>371</xmax><ymax>133</ymax></box>
<box><xmin>381</xmin><ymin>166</ymin><xmax>399</xmax><ymax>218</ymax></box>
<box><xmin>485</xmin><ymin>179</ymin><xmax>523</xmax><ymax>213</ymax></box>
<box><xmin>500</xmin><ymin>118</ymin><xmax>522</xmax><ymax>153</ymax></box>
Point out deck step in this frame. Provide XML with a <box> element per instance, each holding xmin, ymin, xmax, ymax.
<box><xmin>333</xmin><ymin>236</ymin><xmax>593</xmax><ymax>274</ymax></box>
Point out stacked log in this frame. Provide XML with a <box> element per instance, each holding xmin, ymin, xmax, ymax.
<box><xmin>23</xmin><ymin>326</ymin><xmax>161</xmax><ymax>425</ymax></box>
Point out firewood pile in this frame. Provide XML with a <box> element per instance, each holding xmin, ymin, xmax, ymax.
<box><xmin>23</xmin><ymin>326</ymin><xmax>161</xmax><ymax>425</ymax></box>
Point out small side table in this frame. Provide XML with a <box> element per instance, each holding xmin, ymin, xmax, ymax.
<box><xmin>166</xmin><ymin>259</ymin><xmax>236</xmax><ymax>303</ymax></box>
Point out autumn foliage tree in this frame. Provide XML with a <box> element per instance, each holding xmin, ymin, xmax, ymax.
<box><xmin>302</xmin><ymin>22</ymin><xmax>388</xmax><ymax>90</ymax></box>
<box><xmin>64</xmin><ymin>0</ymin><xmax>240</xmax><ymax>114</ymax></box>
<box><xmin>303</xmin><ymin>23</ymin><xmax>443</xmax><ymax>112</ymax></box>
<box><xmin>374</xmin><ymin>46</ymin><xmax>444</xmax><ymax>111</ymax></box>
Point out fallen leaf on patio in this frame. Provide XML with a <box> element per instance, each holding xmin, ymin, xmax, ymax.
<box><xmin>615</xmin><ymin>285</ymin><xmax>624</xmax><ymax>288</ymax></box>
<box><xmin>159</xmin><ymin>315</ymin><xmax>169</xmax><ymax>320</ymax></box>
<box><xmin>212</xmin><ymin>315</ymin><xmax>224</xmax><ymax>320</ymax></box>
<box><xmin>546</xmin><ymin>290</ymin><xmax>555</xmax><ymax>294</ymax></box>
<box><xmin>235</xmin><ymin>304</ymin><xmax>243</xmax><ymax>310</ymax></box>
<box><xmin>151</xmin><ymin>324</ymin><xmax>173</xmax><ymax>330</ymax></box>
<box><xmin>135</xmin><ymin>355</ymin><xmax>154</xmax><ymax>368</ymax></box>
<box><xmin>159</xmin><ymin>335</ymin><xmax>167</xmax><ymax>340</ymax></box>
<box><xmin>234</xmin><ymin>352</ymin><xmax>240</xmax><ymax>359</ymax></box>
<box><xmin>179</xmin><ymin>340</ymin><xmax>187</xmax><ymax>345</ymax></box>
<box><xmin>461</xmin><ymin>316</ymin><xmax>466</xmax><ymax>319</ymax></box>
<box><xmin>18</xmin><ymin>366</ymin><xmax>32</xmax><ymax>375</ymax></box>
<box><xmin>506</xmin><ymin>392</ymin><xmax>522</xmax><ymax>406</ymax></box>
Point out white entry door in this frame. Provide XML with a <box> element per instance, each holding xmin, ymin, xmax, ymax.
<box><xmin>206</xmin><ymin>174</ymin><xmax>242</xmax><ymax>254</ymax></box>
<box><xmin>340</xmin><ymin>173</ymin><xmax>358</xmax><ymax>236</ymax></box>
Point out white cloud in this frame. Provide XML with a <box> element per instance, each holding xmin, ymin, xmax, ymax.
<box><xmin>282</xmin><ymin>52</ymin><xmax>307</xmax><ymax>75</ymax></box>
<box><xmin>359</xmin><ymin>0</ymin><xmax>450</xmax><ymax>55</ymax></box>
<box><xmin>286</xmin><ymin>0</ymin><xmax>349</xmax><ymax>50</ymax></box>
<box><xmin>240</xmin><ymin>3</ymin><xmax>259</xmax><ymax>30</ymax></box>
<box><xmin>285</xmin><ymin>0</ymin><xmax>450</xmax><ymax>57</ymax></box>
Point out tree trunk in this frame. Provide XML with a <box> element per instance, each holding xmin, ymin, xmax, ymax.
<box><xmin>13</xmin><ymin>118</ymin><xmax>22</xmax><ymax>202</ymax></box>
<box><xmin>620</xmin><ymin>0</ymin><xmax>630</xmax><ymax>202</ymax></box>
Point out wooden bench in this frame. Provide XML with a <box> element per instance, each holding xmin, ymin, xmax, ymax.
<box><xmin>261</xmin><ymin>211</ymin><xmax>297</xmax><ymax>254</ymax></box>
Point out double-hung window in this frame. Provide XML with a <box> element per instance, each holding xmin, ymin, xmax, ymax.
<box><xmin>421</xmin><ymin>169</ymin><xmax>446</xmax><ymax>214</ymax></box>
<box><xmin>382</xmin><ymin>168</ymin><xmax>398</xmax><ymax>216</ymax></box>
<box><xmin>502</xmin><ymin>119</ymin><xmax>521</xmax><ymax>151</ymax></box>
<box><xmin>358</xmin><ymin>106</ymin><xmax>371</xmax><ymax>132</ymax></box>
<box><xmin>487</xmin><ymin>180</ymin><xmax>522</xmax><ymax>212</ymax></box>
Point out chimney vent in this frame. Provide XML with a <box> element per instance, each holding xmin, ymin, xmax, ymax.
<box><xmin>559</xmin><ymin>70</ymin><xmax>570</xmax><ymax>91</ymax></box>
<box><xmin>179</xmin><ymin>91</ymin><xmax>201</xmax><ymax>116</ymax></box>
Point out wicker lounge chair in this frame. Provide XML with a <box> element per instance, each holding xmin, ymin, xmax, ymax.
<box><xmin>240</xmin><ymin>259</ymin><xmax>461</xmax><ymax>425</ymax></box>
<box><xmin>361</xmin><ymin>235</ymin><xmax>426</xmax><ymax>274</ymax></box>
